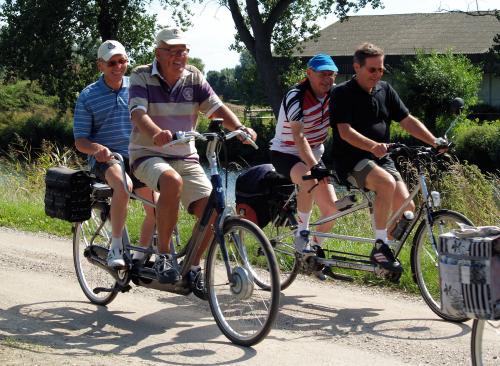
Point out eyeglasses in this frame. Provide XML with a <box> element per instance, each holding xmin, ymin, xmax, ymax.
<box><xmin>157</xmin><ymin>48</ymin><xmax>189</xmax><ymax>57</ymax></box>
<box><xmin>364</xmin><ymin>66</ymin><xmax>385</xmax><ymax>74</ymax></box>
<box><xmin>103</xmin><ymin>58</ymin><xmax>128</xmax><ymax>67</ymax></box>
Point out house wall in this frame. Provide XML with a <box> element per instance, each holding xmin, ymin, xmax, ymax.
<box><xmin>479</xmin><ymin>73</ymin><xmax>500</xmax><ymax>107</ymax></box>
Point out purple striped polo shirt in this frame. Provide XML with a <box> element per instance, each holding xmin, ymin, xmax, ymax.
<box><xmin>128</xmin><ymin>62</ymin><xmax>222</xmax><ymax>165</ymax></box>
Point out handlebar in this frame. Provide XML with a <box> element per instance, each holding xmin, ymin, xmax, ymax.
<box><xmin>166</xmin><ymin>128</ymin><xmax>259</xmax><ymax>150</ymax></box>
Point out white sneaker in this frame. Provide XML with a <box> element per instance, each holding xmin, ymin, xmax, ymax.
<box><xmin>107</xmin><ymin>247</ymin><xmax>125</xmax><ymax>268</ymax></box>
<box><xmin>294</xmin><ymin>230</ymin><xmax>313</xmax><ymax>254</ymax></box>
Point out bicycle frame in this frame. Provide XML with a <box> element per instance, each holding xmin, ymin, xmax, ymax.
<box><xmin>281</xmin><ymin>150</ymin><xmax>440</xmax><ymax>274</ymax></box>
<box><xmin>113</xmin><ymin>120</ymin><xmax>253</xmax><ymax>283</ymax></box>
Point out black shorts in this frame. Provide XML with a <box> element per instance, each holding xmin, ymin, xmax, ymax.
<box><xmin>91</xmin><ymin>157</ymin><xmax>146</xmax><ymax>189</ymax></box>
<box><xmin>270</xmin><ymin>150</ymin><xmax>301</xmax><ymax>181</ymax></box>
<box><xmin>270</xmin><ymin>150</ymin><xmax>331</xmax><ymax>184</ymax></box>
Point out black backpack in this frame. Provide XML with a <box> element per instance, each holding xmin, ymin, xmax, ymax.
<box><xmin>235</xmin><ymin>164</ymin><xmax>294</xmax><ymax>228</ymax></box>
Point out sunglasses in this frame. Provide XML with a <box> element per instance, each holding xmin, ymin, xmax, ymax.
<box><xmin>365</xmin><ymin>66</ymin><xmax>386</xmax><ymax>74</ymax></box>
<box><xmin>157</xmin><ymin>48</ymin><xmax>190</xmax><ymax>57</ymax></box>
<box><xmin>104</xmin><ymin>58</ymin><xmax>128</xmax><ymax>67</ymax></box>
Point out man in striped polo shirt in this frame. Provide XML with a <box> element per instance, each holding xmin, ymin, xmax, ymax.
<box><xmin>74</xmin><ymin>40</ymin><xmax>156</xmax><ymax>268</ymax></box>
<box><xmin>129</xmin><ymin>28</ymin><xmax>256</xmax><ymax>287</ymax></box>
<box><xmin>270</xmin><ymin>54</ymin><xmax>339</xmax><ymax>279</ymax></box>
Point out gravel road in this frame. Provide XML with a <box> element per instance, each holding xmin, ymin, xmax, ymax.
<box><xmin>0</xmin><ymin>227</ymin><xmax>474</xmax><ymax>365</ymax></box>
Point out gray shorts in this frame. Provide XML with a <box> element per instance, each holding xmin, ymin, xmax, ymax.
<box><xmin>347</xmin><ymin>157</ymin><xmax>402</xmax><ymax>189</ymax></box>
<box><xmin>134</xmin><ymin>157</ymin><xmax>212</xmax><ymax>211</ymax></box>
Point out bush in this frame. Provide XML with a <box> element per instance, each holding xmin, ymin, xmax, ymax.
<box><xmin>395</xmin><ymin>50</ymin><xmax>483</xmax><ymax>134</ymax></box>
<box><xmin>452</xmin><ymin>119</ymin><xmax>500</xmax><ymax>172</ymax></box>
<box><xmin>0</xmin><ymin>114</ymin><xmax>74</xmax><ymax>156</ymax></box>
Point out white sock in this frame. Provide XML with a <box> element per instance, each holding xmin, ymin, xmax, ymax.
<box><xmin>111</xmin><ymin>237</ymin><xmax>122</xmax><ymax>252</ymax></box>
<box><xmin>191</xmin><ymin>265</ymin><xmax>201</xmax><ymax>272</ymax></box>
<box><xmin>297</xmin><ymin>210</ymin><xmax>311</xmax><ymax>234</ymax></box>
<box><xmin>375</xmin><ymin>229</ymin><xmax>388</xmax><ymax>243</ymax></box>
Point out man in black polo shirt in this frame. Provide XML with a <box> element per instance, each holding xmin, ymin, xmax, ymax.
<box><xmin>329</xmin><ymin>43</ymin><xmax>446</xmax><ymax>274</ymax></box>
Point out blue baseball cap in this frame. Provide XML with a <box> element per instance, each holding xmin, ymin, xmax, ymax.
<box><xmin>307</xmin><ymin>53</ymin><xmax>338</xmax><ymax>72</ymax></box>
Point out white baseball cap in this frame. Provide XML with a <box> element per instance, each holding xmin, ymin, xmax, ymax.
<box><xmin>97</xmin><ymin>40</ymin><xmax>127</xmax><ymax>61</ymax></box>
<box><xmin>155</xmin><ymin>28</ymin><xmax>189</xmax><ymax>48</ymax></box>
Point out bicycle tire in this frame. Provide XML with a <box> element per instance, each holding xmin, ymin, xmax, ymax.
<box><xmin>73</xmin><ymin>205</ymin><xmax>119</xmax><ymax>306</ymax></box>
<box><xmin>411</xmin><ymin>209</ymin><xmax>472</xmax><ymax>322</ymax></box>
<box><xmin>471</xmin><ymin>319</ymin><xmax>500</xmax><ymax>366</ymax></box>
<box><xmin>205</xmin><ymin>217</ymin><xmax>280</xmax><ymax>346</ymax></box>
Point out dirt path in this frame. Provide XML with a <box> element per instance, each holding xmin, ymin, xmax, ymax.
<box><xmin>0</xmin><ymin>228</ymin><xmax>473</xmax><ymax>365</ymax></box>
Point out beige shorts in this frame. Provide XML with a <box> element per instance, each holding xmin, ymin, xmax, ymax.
<box><xmin>134</xmin><ymin>157</ymin><xmax>212</xmax><ymax>210</ymax></box>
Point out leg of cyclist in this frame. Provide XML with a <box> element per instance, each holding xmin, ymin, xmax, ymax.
<box><xmin>131</xmin><ymin>186</ymin><xmax>158</xmax><ymax>261</ymax></box>
<box><xmin>358</xmin><ymin>162</ymin><xmax>402</xmax><ymax>273</ymax></box>
<box><xmin>312</xmin><ymin>180</ymin><xmax>338</xmax><ymax>244</ymax></box>
<box><xmin>387</xmin><ymin>181</ymin><xmax>415</xmax><ymax>238</ymax></box>
<box><xmin>103</xmin><ymin>162</ymin><xmax>132</xmax><ymax>268</ymax></box>
<box><xmin>134</xmin><ymin>157</ymin><xmax>182</xmax><ymax>284</ymax></box>
<box><xmin>290</xmin><ymin>161</ymin><xmax>318</xmax><ymax>253</ymax></box>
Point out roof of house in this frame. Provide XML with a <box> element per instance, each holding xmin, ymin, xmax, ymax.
<box><xmin>297</xmin><ymin>11</ymin><xmax>499</xmax><ymax>57</ymax></box>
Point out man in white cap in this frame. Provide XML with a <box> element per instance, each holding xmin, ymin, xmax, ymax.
<box><xmin>128</xmin><ymin>28</ymin><xmax>256</xmax><ymax>290</ymax></box>
<box><xmin>269</xmin><ymin>53</ymin><xmax>339</xmax><ymax>280</ymax></box>
<box><xmin>74</xmin><ymin>40</ymin><xmax>156</xmax><ymax>268</ymax></box>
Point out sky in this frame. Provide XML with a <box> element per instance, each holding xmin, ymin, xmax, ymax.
<box><xmin>156</xmin><ymin>0</ymin><xmax>499</xmax><ymax>72</ymax></box>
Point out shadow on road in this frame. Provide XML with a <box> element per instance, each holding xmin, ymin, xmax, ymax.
<box><xmin>0</xmin><ymin>298</ymin><xmax>256</xmax><ymax>365</ymax></box>
<box><xmin>274</xmin><ymin>293</ymin><xmax>469</xmax><ymax>341</ymax></box>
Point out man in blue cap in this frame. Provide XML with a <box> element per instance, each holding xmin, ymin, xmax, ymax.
<box><xmin>270</xmin><ymin>53</ymin><xmax>340</xmax><ymax>279</ymax></box>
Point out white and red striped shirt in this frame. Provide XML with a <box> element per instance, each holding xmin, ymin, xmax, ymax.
<box><xmin>270</xmin><ymin>80</ymin><xmax>330</xmax><ymax>159</ymax></box>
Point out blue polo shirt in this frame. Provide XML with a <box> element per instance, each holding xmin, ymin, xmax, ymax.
<box><xmin>73</xmin><ymin>75</ymin><xmax>131</xmax><ymax>159</ymax></box>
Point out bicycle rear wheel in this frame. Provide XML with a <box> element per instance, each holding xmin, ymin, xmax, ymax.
<box><xmin>411</xmin><ymin>209</ymin><xmax>472</xmax><ymax>322</ymax></box>
<box><xmin>206</xmin><ymin>217</ymin><xmax>280</xmax><ymax>347</ymax></box>
<box><xmin>73</xmin><ymin>205</ymin><xmax>118</xmax><ymax>305</ymax></box>
<box><xmin>471</xmin><ymin>319</ymin><xmax>500</xmax><ymax>366</ymax></box>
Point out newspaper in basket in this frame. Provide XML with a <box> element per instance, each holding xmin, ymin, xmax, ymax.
<box><xmin>438</xmin><ymin>226</ymin><xmax>500</xmax><ymax>320</ymax></box>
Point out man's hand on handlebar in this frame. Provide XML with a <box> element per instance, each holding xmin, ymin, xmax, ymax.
<box><xmin>94</xmin><ymin>146</ymin><xmax>113</xmax><ymax>162</ymax></box>
<box><xmin>236</xmin><ymin>126</ymin><xmax>257</xmax><ymax>145</ymax></box>
<box><xmin>309</xmin><ymin>163</ymin><xmax>331</xmax><ymax>182</ymax></box>
<box><xmin>153</xmin><ymin>130</ymin><xmax>173</xmax><ymax>146</ymax></box>
<box><xmin>370</xmin><ymin>142</ymin><xmax>389</xmax><ymax>158</ymax></box>
<box><xmin>433</xmin><ymin>137</ymin><xmax>449</xmax><ymax>154</ymax></box>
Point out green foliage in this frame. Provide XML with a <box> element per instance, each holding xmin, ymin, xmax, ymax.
<box><xmin>0</xmin><ymin>115</ymin><xmax>74</xmax><ymax>156</ymax></box>
<box><xmin>0</xmin><ymin>0</ymin><xmax>157</xmax><ymax>110</ymax></box>
<box><xmin>189</xmin><ymin>57</ymin><xmax>205</xmax><ymax>74</ymax></box>
<box><xmin>395</xmin><ymin>50</ymin><xmax>483</xmax><ymax>134</ymax></box>
<box><xmin>452</xmin><ymin>118</ymin><xmax>500</xmax><ymax>172</ymax></box>
<box><xmin>0</xmin><ymin>80</ymin><xmax>57</xmax><ymax>113</ymax></box>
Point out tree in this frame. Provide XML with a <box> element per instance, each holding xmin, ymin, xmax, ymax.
<box><xmin>395</xmin><ymin>50</ymin><xmax>483</xmax><ymax>134</ymax></box>
<box><xmin>0</xmin><ymin>0</ymin><xmax>156</xmax><ymax>110</ymax></box>
<box><xmin>163</xmin><ymin>0</ymin><xmax>382</xmax><ymax>116</ymax></box>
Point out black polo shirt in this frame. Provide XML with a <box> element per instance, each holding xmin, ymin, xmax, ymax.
<box><xmin>329</xmin><ymin>77</ymin><xmax>409</xmax><ymax>176</ymax></box>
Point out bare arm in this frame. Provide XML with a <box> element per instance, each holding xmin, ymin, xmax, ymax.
<box><xmin>74</xmin><ymin>138</ymin><xmax>112</xmax><ymax>162</ymax></box>
<box><xmin>290</xmin><ymin>121</ymin><xmax>317</xmax><ymax>169</ymax></box>
<box><xmin>400</xmin><ymin>114</ymin><xmax>438</xmax><ymax>147</ymax></box>
<box><xmin>337</xmin><ymin>123</ymin><xmax>388</xmax><ymax>158</ymax></box>
<box><xmin>130</xmin><ymin>109</ymin><xmax>172</xmax><ymax>146</ymax></box>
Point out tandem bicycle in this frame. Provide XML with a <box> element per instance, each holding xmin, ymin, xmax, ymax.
<box><xmin>72</xmin><ymin>119</ymin><xmax>280</xmax><ymax>346</ymax></box>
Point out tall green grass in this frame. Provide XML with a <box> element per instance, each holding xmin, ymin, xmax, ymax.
<box><xmin>0</xmin><ymin>140</ymin><xmax>498</xmax><ymax>295</ymax></box>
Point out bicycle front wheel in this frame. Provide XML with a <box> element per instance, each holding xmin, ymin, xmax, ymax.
<box><xmin>73</xmin><ymin>205</ymin><xmax>118</xmax><ymax>306</ymax></box>
<box><xmin>206</xmin><ymin>217</ymin><xmax>280</xmax><ymax>347</ymax></box>
<box><xmin>411</xmin><ymin>209</ymin><xmax>472</xmax><ymax>322</ymax></box>
<box><xmin>471</xmin><ymin>319</ymin><xmax>500</xmax><ymax>366</ymax></box>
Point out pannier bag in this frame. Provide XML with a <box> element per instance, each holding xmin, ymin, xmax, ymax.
<box><xmin>438</xmin><ymin>226</ymin><xmax>500</xmax><ymax>320</ymax></box>
<box><xmin>44</xmin><ymin>166</ymin><xmax>91</xmax><ymax>222</ymax></box>
<box><xmin>235</xmin><ymin>164</ymin><xmax>294</xmax><ymax>228</ymax></box>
